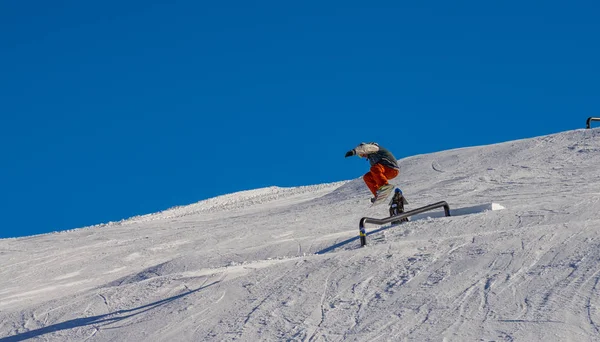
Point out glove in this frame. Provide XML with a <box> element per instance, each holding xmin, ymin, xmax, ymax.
<box><xmin>345</xmin><ymin>150</ymin><xmax>355</xmax><ymax>158</ymax></box>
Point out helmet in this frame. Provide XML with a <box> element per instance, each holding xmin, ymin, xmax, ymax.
<box><xmin>395</xmin><ymin>188</ymin><xmax>402</xmax><ymax>194</ymax></box>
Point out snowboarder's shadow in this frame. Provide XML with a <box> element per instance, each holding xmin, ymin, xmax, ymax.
<box><xmin>0</xmin><ymin>281</ymin><xmax>219</xmax><ymax>342</ymax></box>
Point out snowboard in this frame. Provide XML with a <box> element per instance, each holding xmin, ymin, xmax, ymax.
<box><xmin>371</xmin><ymin>184</ymin><xmax>395</xmax><ymax>206</ymax></box>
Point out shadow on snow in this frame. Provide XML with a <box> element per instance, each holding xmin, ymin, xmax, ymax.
<box><xmin>0</xmin><ymin>281</ymin><xmax>220</xmax><ymax>342</ymax></box>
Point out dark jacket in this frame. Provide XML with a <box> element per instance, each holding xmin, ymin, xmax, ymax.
<box><xmin>389</xmin><ymin>192</ymin><xmax>408</xmax><ymax>209</ymax></box>
<box><xmin>353</xmin><ymin>142</ymin><xmax>399</xmax><ymax>170</ymax></box>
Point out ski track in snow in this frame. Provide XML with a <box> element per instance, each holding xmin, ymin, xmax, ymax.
<box><xmin>1</xmin><ymin>129</ymin><xmax>600</xmax><ymax>341</ymax></box>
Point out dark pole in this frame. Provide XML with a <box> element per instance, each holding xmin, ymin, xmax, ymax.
<box><xmin>359</xmin><ymin>201</ymin><xmax>451</xmax><ymax>247</ymax></box>
<box><xmin>587</xmin><ymin>117</ymin><xmax>600</xmax><ymax>129</ymax></box>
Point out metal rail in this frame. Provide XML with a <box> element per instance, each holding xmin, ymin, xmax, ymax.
<box><xmin>587</xmin><ymin>117</ymin><xmax>600</xmax><ymax>129</ymax></box>
<box><xmin>359</xmin><ymin>201</ymin><xmax>451</xmax><ymax>247</ymax></box>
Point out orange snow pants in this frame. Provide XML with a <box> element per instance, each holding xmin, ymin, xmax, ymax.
<box><xmin>364</xmin><ymin>164</ymin><xmax>399</xmax><ymax>196</ymax></box>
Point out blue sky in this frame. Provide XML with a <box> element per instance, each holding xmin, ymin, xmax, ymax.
<box><xmin>1</xmin><ymin>0</ymin><xmax>598</xmax><ymax>238</ymax></box>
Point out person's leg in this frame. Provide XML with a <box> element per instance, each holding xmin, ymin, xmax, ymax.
<box><xmin>365</xmin><ymin>164</ymin><xmax>399</xmax><ymax>196</ymax></box>
<box><xmin>398</xmin><ymin>209</ymin><xmax>408</xmax><ymax>222</ymax></box>
<box><xmin>363</xmin><ymin>171</ymin><xmax>379</xmax><ymax>196</ymax></box>
<box><xmin>368</xmin><ymin>164</ymin><xmax>388</xmax><ymax>189</ymax></box>
<box><xmin>382</xmin><ymin>165</ymin><xmax>399</xmax><ymax>182</ymax></box>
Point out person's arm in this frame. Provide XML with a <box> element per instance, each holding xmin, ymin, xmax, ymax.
<box><xmin>354</xmin><ymin>143</ymin><xmax>380</xmax><ymax>156</ymax></box>
<box><xmin>345</xmin><ymin>143</ymin><xmax>380</xmax><ymax>157</ymax></box>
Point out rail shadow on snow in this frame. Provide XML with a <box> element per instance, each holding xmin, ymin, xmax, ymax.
<box><xmin>315</xmin><ymin>223</ymin><xmax>407</xmax><ymax>255</ymax></box>
<box><xmin>0</xmin><ymin>281</ymin><xmax>220</xmax><ymax>342</ymax></box>
<box><xmin>315</xmin><ymin>202</ymin><xmax>504</xmax><ymax>254</ymax></box>
<box><xmin>315</xmin><ymin>236</ymin><xmax>361</xmax><ymax>255</ymax></box>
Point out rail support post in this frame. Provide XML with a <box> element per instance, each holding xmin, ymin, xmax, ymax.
<box><xmin>359</xmin><ymin>225</ymin><xmax>367</xmax><ymax>247</ymax></box>
<box><xmin>587</xmin><ymin>117</ymin><xmax>600</xmax><ymax>129</ymax></box>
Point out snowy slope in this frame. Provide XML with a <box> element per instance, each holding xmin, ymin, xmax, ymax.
<box><xmin>1</xmin><ymin>129</ymin><xmax>600</xmax><ymax>341</ymax></box>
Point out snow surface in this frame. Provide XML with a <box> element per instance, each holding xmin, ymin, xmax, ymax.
<box><xmin>1</xmin><ymin>129</ymin><xmax>600</xmax><ymax>341</ymax></box>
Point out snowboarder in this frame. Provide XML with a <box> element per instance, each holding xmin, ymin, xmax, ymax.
<box><xmin>389</xmin><ymin>188</ymin><xmax>409</xmax><ymax>224</ymax></box>
<box><xmin>345</xmin><ymin>142</ymin><xmax>400</xmax><ymax>203</ymax></box>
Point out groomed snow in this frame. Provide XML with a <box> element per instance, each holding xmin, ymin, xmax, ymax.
<box><xmin>1</xmin><ymin>128</ymin><xmax>600</xmax><ymax>341</ymax></box>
